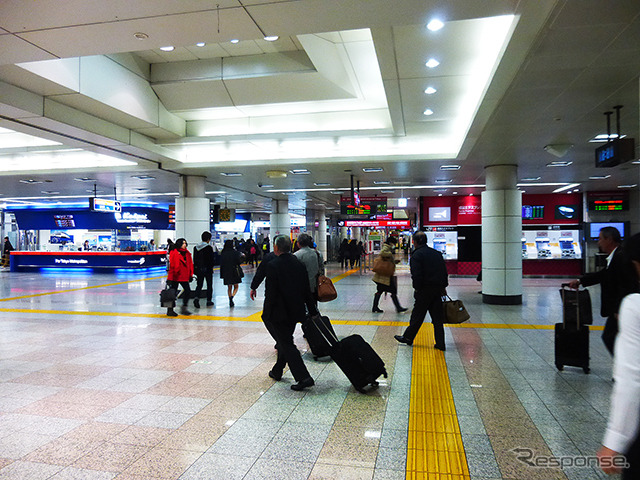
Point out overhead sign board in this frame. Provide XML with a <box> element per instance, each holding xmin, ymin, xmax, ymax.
<box><xmin>89</xmin><ymin>197</ymin><xmax>121</xmax><ymax>213</ymax></box>
<box><xmin>340</xmin><ymin>196</ymin><xmax>387</xmax><ymax>216</ymax></box>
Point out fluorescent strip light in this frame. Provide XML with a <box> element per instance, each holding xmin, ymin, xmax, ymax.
<box><xmin>220</xmin><ymin>172</ymin><xmax>242</xmax><ymax>176</ymax></box>
<box><xmin>290</xmin><ymin>169</ymin><xmax>310</xmax><ymax>175</ymax></box>
<box><xmin>546</xmin><ymin>161</ymin><xmax>572</xmax><ymax>167</ymax></box>
<box><xmin>552</xmin><ymin>183</ymin><xmax>580</xmax><ymax>193</ymax></box>
<box><xmin>314</xmin><ymin>182</ymin><xmax>330</xmax><ymax>186</ymax></box>
<box><xmin>440</xmin><ymin>165</ymin><xmax>460</xmax><ymax>171</ymax></box>
<box><xmin>588</xmin><ymin>175</ymin><xmax>611</xmax><ymax>180</ymax></box>
<box><xmin>520</xmin><ymin>177</ymin><xmax>541</xmax><ymax>181</ymax></box>
<box><xmin>362</xmin><ymin>168</ymin><xmax>383</xmax><ymax>173</ymax></box>
<box><xmin>160</xmin><ymin>46</ymin><xmax>175</xmax><ymax>52</ymax></box>
<box><xmin>618</xmin><ymin>184</ymin><xmax>637</xmax><ymax>189</ymax></box>
<box><xmin>373</xmin><ymin>181</ymin><xmax>390</xmax><ymax>185</ymax></box>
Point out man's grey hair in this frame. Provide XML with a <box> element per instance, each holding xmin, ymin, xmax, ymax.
<box><xmin>274</xmin><ymin>235</ymin><xmax>292</xmax><ymax>253</ymax></box>
<box><xmin>413</xmin><ymin>230</ymin><xmax>427</xmax><ymax>246</ymax></box>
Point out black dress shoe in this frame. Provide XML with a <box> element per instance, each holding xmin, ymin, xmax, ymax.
<box><xmin>193</xmin><ymin>299</ymin><xmax>200</xmax><ymax>309</ymax></box>
<box><xmin>434</xmin><ymin>344</ymin><xmax>446</xmax><ymax>351</ymax></box>
<box><xmin>396</xmin><ymin>307</ymin><xmax>408</xmax><ymax>313</ymax></box>
<box><xmin>290</xmin><ymin>377</ymin><xmax>314</xmax><ymax>391</ymax></box>
<box><xmin>372</xmin><ymin>308</ymin><xmax>384</xmax><ymax>313</ymax></box>
<box><xmin>394</xmin><ymin>335</ymin><xmax>413</xmax><ymax>346</ymax></box>
<box><xmin>268</xmin><ymin>370</ymin><xmax>282</xmax><ymax>381</ymax></box>
<box><xmin>206</xmin><ymin>301</ymin><xmax>214</xmax><ymax>306</ymax></box>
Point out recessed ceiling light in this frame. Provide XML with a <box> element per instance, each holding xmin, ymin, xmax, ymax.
<box><xmin>264</xmin><ymin>36</ymin><xmax>279</xmax><ymax>42</ymax></box>
<box><xmin>86</xmin><ymin>189</ymin><xmax>104</xmax><ymax>193</ymax></box>
<box><xmin>282</xmin><ymin>191</ymin><xmax>295</xmax><ymax>195</ymax></box>
<box><xmin>373</xmin><ymin>181</ymin><xmax>390</xmax><ymax>185</ymax></box>
<box><xmin>290</xmin><ymin>169</ymin><xmax>310</xmax><ymax>175</ymax></box>
<box><xmin>195</xmin><ymin>42</ymin><xmax>206</xmax><ymax>47</ymax></box>
<box><xmin>440</xmin><ymin>165</ymin><xmax>460</xmax><ymax>171</ymax></box>
<box><xmin>427</xmin><ymin>19</ymin><xmax>444</xmax><ymax>31</ymax></box>
<box><xmin>380</xmin><ymin>190</ymin><xmax>395</xmax><ymax>193</ymax></box>
<box><xmin>41</xmin><ymin>190</ymin><xmax>60</xmax><ymax>194</ymax></box>
<box><xmin>265</xmin><ymin>170</ymin><xmax>287</xmax><ymax>178</ymax></box>
<box><xmin>589</xmin><ymin>175</ymin><xmax>611</xmax><ymax>180</ymax></box>
<box><xmin>394</xmin><ymin>181</ymin><xmax>410</xmax><ymax>185</ymax></box>
<box><xmin>425</xmin><ymin>58</ymin><xmax>440</xmax><ymax>68</ymax></box>
<box><xmin>618</xmin><ymin>184</ymin><xmax>637</xmax><ymax>189</ymax></box>
<box><xmin>521</xmin><ymin>177</ymin><xmax>541</xmax><ymax>181</ymax></box>
<box><xmin>552</xmin><ymin>183</ymin><xmax>580</xmax><ymax>193</ymax></box>
<box><xmin>362</xmin><ymin>167</ymin><xmax>383</xmax><ymax>173</ymax></box>
<box><xmin>330</xmin><ymin>191</ymin><xmax>343</xmax><ymax>194</ymax></box>
<box><xmin>435</xmin><ymin>179</ymin><xmax>453</xmax><ymax>183</ymax></box>
<box><xmin>19</xmin><ymin>179</ymin><xmax>43</xmax><ymax>184</ymax></box>
<box><xmin>546</xmin><ymin>161</ymin><xmax>572</xmax><ymax>167</ymax></box>
<box><xmin>133</xmin><ymin>32</ymin><xmax>149</xmax><ymax>40</ymax></box>
<box><xmin>74</xmin><ymin>177</ymin><xmax>96</xmax><ymax>182</ymax></box>
<box><xmin>589</xmin><ymin>133</ymin><xmax>624</xmax><ymax>143</ymax></box>
<box><xmin>314</xmin><ymin>182</ymin><xmax>330</xmax><ymax>186</ymax></box>
<box><xmin>424</xmin><ymin>86</ymin><xmax>437</xmax><ymax>95</ymax></box>
<box><xmin>230</xmin><ymin>39</ymin><xmax>240</xmax><ymax>44</ymax></box>
<box><xmin>452</xmin><ymin>191</ymin><xmax>458</xmax><ymax>195</ymax></box>
<box><xmin>423</xmin><ymin>109</ymin><xmax>434</xmax><ymax>116</ymax></box>
<box><xmin>160</xmin><ymin>46</ymin><xmax>175</xmax><ymax>52</ymax></box>
<box><xmin>438</xmin><ymin>193</ymin><xmax>443</xmax><ymax>196</ymax></box>
<box><xmin>132</xmin><ymin>175</ymin><xmax>156</xmax><ymax>180</ymax></box>
<box><xmin>220</xmin><ymin>172</ymin><xmax>242</xmax><ymax>177</ymax></box>
<box><xmin>258</xmin><ymin>184</ymin><xmax>274</xmax><ymax>188</ymax></box>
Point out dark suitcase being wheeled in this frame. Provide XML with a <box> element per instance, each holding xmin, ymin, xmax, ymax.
<box><xmin>301</xmin><ymin>315</ymin><xmax>337</xmax><ymax>359</ymax></box>
<box><xmin>555</xmin><ymin>284</ymin><xmax>590</xmax><ymax>374</ymax></box>
<box><xmin>304</xmin><ymin>314</ymin><xmax>387</xmax><ymax>392</ymax></box>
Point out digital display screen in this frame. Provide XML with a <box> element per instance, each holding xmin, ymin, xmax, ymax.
<box><xmin>589</xmin><ymin>222</ymin><xmax>626</xmax><ymax>239</ymax></box>
<box><xmin>340</xmin><ymin>196</ymin><xmax>387</xmax><ymax>216</ymax></box>
<box><xmin>522</xmin><ymin>205</ymin><xmax>544</xmax><ymax>219</ymax></box>
<box><xmin>428</xmin><ymin>207</ymin><xmax>451</xmax><ymax>222</ymax></box>
<box><xmin>53</xmin><ymin>215</ymin><xmax>75</xmax><ymax>228</ymax></box>
<box><xmin>555</xmin><ymin>205</ymin><xmax>579</xmax><ymax>220</ymax></box>
<box><xmin>587</xmin><ymin>192</ymin><xmax>628</xmax><ymax>211</ymax></box>
<box><xmin>89</xmin><ymin>197</ymin><xmax>121</xmax><ymax>213</ymax></box>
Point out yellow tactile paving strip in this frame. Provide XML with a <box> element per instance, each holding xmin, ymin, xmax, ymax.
<box><xmin>406</xmin><ymin>325</ymin><xmax>470</xmax><ymax>480</ymax></box>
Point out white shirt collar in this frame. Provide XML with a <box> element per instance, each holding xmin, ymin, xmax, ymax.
<box><xmin>606</xmin><ymin>246</ymin><xmax>618</xmax><ymax>267</ymax></box>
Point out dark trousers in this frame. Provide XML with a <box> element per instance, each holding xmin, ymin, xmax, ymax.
<box><xmin>168</xmin><ymin>280</ymin><xmax>191</xmax><ymax>307</ymax></box>
<box><xmin>602</xmin><ymin>315</ymin><xmax>618</xmax><ymax>355</ymax></box>
<box><xmin>263</xmin><ymin>319</ymin><xmax>311</xmax><ymax>382</ymax></box>
<box><xmin>373</xmin><ymin>279</ymin><xmax>402</xmax><ymax>311</ymax></box>
<box><xmin>194</xmin><ymin>272</ymin><xmax>213</xmax><ymax>302</ymax></box>
<box><xmin>624</xmin><ymin>430</ymin><xmax>640</xmax><ymax>479</ymax></box>
<box><xmin>403</xmin><ymin>287</ymin><xmax>445</xmax><ymax>346</ymax></box>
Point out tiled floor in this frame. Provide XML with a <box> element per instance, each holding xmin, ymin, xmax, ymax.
<box><xmin>0</xmin><ymin>261</ymin><xmax>618</xmax><ymax>479</ymax></box>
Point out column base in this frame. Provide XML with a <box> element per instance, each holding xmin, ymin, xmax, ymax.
<box><xmin>482</xmin><ymin>294</ymin><xmax>522</xmax><ymax>305</ymax></box>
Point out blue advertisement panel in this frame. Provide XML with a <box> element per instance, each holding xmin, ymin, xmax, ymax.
<box><xmin>10</xmin><ymin>207</ymin><xmax>173</xmax><ymax>230</ymax></box>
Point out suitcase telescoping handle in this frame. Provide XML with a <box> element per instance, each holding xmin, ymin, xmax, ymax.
<box><xmin>560</xmin><ymin>283</ymin><xmax>580</xmax><ymax>328</ymax></box>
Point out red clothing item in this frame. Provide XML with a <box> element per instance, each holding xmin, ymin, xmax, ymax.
<box><xmin>168</xmin><ymin>248</ymin><xmax>194</xmax><ymax>282</ymax></box>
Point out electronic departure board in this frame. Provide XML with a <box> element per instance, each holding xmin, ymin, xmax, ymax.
<box><xmin>587</xmin><ymin>192</ymin><xmax>628</xmax><ymax>211</ymax></box>
<box><xmin>522</xmin><ymin>205</ymin><xmax>544</xmax><ymax>219</ymax></box>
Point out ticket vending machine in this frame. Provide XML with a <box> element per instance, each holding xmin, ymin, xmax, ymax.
<box><xmin>535</xmin><ymin>236</ymin><xmax>551</xmax><ymax>258</ymax></box>
<box><xmin>559</xmin><ymin>237</ymin><xmax>576</xmax><ymax>258</ymax></box>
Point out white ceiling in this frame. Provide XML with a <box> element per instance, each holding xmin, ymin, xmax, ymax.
<box><xmin>0</xmin><ymin>0</ymin><xmax>639</xmax><ymax>215</ymax></box>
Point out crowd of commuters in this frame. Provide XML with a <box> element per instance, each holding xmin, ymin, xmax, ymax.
<box><xmin>338</xmin><ymin>238</ymin><xmax>366</xmax><ymax>268</ymax></box>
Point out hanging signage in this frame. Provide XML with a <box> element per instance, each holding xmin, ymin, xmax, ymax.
<box><xmin>89</xmin><ymin>198</ymin><xmax>121</xmax><ymax>213</ymax></box>
<box><xmin>340</xmin><ymin>196</ymin><xmax>387</xmax><ymax>216</ymax></box>
<box><xmin>587</xmin><ymin>191</ymin><xmax>628</xmax><ymax>211</ymax></box>
<box><xmin>339</xmin><ymin>220</ymin><xmax>410</xmax><ymax>228</ymax></box>
<box><xmin>219</xmin><ymin>208</ymin><xmax>235</xmax><ymax>222</ymax></box>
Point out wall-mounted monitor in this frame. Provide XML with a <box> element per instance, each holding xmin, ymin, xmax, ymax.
<box><xmin>555</xmin><ymin>205</ymin><xmax>579</xmax><ymax>220</ymax></box>
<box><xmin>588</xmin><ymin>221</ymin><xmax>628</xmax><ymax>240</ymax></box>
<box><xmin>522</xmin><ymin>205</ymin><xmax>544</xmax><ymax>219</ymax></box>
<box><xmin>587</xmin><ymin>191</ymin><xmax>628</xmax><ymax>211</ymax></box>
<box><xmin>428</xmin><ymin>207</ymin><xmax>451</xmax><ymax>222</ymax></box>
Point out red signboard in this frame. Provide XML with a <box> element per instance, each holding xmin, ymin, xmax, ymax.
<box><xmin>341</xmin><ymin>220</ymin><xmax>410</xmax><ymax>228</ymax></box>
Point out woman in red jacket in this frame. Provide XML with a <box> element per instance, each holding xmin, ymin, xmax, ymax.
<box><xmin>167</xmin><ymin>238</ymin><xmax>194</xmax><ymax>316</ymax></box>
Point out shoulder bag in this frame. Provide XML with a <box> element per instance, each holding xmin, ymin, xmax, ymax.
<box><xmin>372</xmin><ymin>255</ymin><xmax>395</xmax><ymax>277</ymax></box>
<box><xmin>160</xmin><ymin>284</ymin><xmax>177</xmax><ymax>307</ymax></box>
<box><xmin>442</xmin><ymin>295</ymin><xmax>470</xmax><ymax>324</ymax></box>
<box><xmin>317</xmin><ymin>274</ymin><xmax>337</xmax><ymax>302</ymax></box>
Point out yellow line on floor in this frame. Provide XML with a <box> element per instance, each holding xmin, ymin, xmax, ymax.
<box><xmin>0</xmin><ymin>276</ymin><xmax>167</xmax><ymax>302</ymax></box>
<box><xmin>406</xmin><ymin>325</ymin><xmax>470</xmax><ymax>480</ymax></box>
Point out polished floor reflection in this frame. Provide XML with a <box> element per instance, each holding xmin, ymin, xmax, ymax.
<box><xmin>0</xmin><ymin>262</ymin><xmax>615</xmax><ymax>479</ymax></box>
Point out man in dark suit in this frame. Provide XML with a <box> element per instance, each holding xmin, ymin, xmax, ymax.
<box><xmin>251</xmin><ymin>235</ymin><xmax>317</xmax><ymax>391</ymax></box>
<box><xmin>569</xmin><ymin>226</ymin><xmax>638</xmax><ymax>354</ymax></box>
<box><xmin>395</xmin><ymin>230</ymin><xmax>449</xmax><ymax>350</ymax></box>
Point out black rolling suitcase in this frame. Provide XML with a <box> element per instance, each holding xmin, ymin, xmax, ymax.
<box><xmin>555</xmin><ymin>284</ymin><xmax>590</xmax><ymax>373</ymax></box>
<box><xmin>301</xmin><ymin>314</ymin><xmax>337</xmax><ymax>359</ymax></box>
<box><xmin>306</xmin><ymin>314</ymin><xmax>387</xmax><ymax>392</ymax></box>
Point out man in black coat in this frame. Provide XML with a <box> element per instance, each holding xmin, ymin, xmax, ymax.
<box><xmin>192</xmin><ymin>231</ymin><xmax>216</xmax><ymax>308</ymax></box>
<box><xmin>395</xmin><ymin>231</ymin><xmax>449</xmax><ymax>350</ymax></box>
<box><xmin>251</xmin><ymin>235</ymin><xmax>317</xmax><ymax>391</ymax></box>
<box><xmin>569</xmin><ymin>226</ymin><xmax>638</xmax><ymax>354</ymax></box>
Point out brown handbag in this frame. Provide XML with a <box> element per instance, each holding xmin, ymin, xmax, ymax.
<box><xmin>317</xmin><ymin>274</ymin><xmax>337</xmax><ymax>302</ymax></box>
<box><xmin>442</xmin><ymin>296</ymin><xmax>470</xmax><ymax>324</ymax></box>
<box><xmin>372</xmin><ymin>256</ymin><xmax>395</xmax><ymax>277</ymax></box>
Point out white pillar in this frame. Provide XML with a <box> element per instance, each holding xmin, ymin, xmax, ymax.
<box><xmin>316</xmin><ymin>205</ymin><xmax>327</xmax><ymax>260</ymax></box>
<box><xmin>270</xmin><ymin>199</ymin><xmax>290</xmax><ymax>243</ymax></box>
<box><xmin>175</xmin><ymin>176</ymin><xmax>210</xmax><ymax>247</ymax></box>
<box><xmin>340</xmin><ymin>226</ymin><xmax>348</xmax><ymax>240</ymax></box>
<box><xmin>481</xmin><ymin>165</ymin><xmax>522</xmax><ymax>305</ymax></box>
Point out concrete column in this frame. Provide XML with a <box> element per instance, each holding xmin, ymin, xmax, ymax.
<box><xmin>316</xmin><ymin>205</ymin><xmax>327</xmax><ymax>260</ymax></box>
<box><xmin>270</xmin><ymin>199</ymin><xmax>290</xmax><ymax>243</ymax></box>
<box><xmin>305</xmin><ymin>208</ymin><xmax>317</xmax><ymax>239</ymax></box>
<box><xmin>175</xmin><ymin>176</ymin><xmax>210</xmax><ymax>247</ymax></box>
<box><xmin>340</xmin><ymin>226</ymin><xmax>348</xmax><ymax>240</ymax></box>
<box><xmin>481</xmin><ymin>165</ymin><xmax>522</xmax><ymax>305</ymax></box>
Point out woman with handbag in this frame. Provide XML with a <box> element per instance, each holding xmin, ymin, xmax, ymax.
<box><xmin>220</xmin><ymin>239</ymin><xmax>243</xmax><ymax>307</ymax></box>
<box><xmin>166</xmin><ymin>238</ymin><xmax>194</xmax><ymax>317</ymax></box>
<box><xmin>372</xmin><ymin>236</ymin><xmax>407</xmax><ymax>313</ymax></box>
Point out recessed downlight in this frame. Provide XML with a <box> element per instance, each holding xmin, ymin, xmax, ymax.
<box><xmin>423</xmin><ymin>109</ymin><xmax>434</xmax><ymax>116</ymax></box>
<box><xmin>160</xmin><ymin>46</ymin><xmax>175</xmax><ymax>52</ymax></box>
<box><xmin>259</xmin><ymin>184</ymin><xmax>274</xmax><ymax>188</ymax></box>
<box><xmin>195</xmin><ymin>42</ymin><xmax>206</xmax><ymax>47</ymax></box>
<box><xmin>314</xmin><ymin>182</ymin><xmax>330</xmax><ymax>186</ymax></box>
<box><xmin>264</xmin><ymin>35</ymin><xmax>279</xmax><ymax>42</ymax></box>
<box><xmin>373</xmin><ymin>181</ymin><xmax>390</xmax><ymax>185</ymax></box>
<box><xmin>440</xmin><ymin>165</ymin><xmax>460</xmax><ymax>171</ymax></box>
<box><xmin>425</xmin><ymin>86</ymin><xmax>437</xmax><ymax>95</ymax></box>
<box><xmin>362</xmin><ymin>167</ymin><xmax>383</xmax><ymax>173</ymax></box>
<box><xmin>133</xmin><ymin>32</ymin><xmax>149</xmax><ymax>40</ymax></box>
<box><xmin>435</xmin><ymin>179</ymin><xmax>453</xmax><ymax>183</ymax></box>
<box><xmin>230</xmin><ymin>39</ymin><xmax>240</xmax><ymax>44</ymax></box>
<box><xmin>220</xmin><ymin>172</ymin><xmax>242</xmax><ymax>177</ymax></box>
<box><xmin>427</xmin><ymin>19</ymin><xmax>444</xmax><ymax>31</ymax></box>
<box><xmin>425</xmin><ymin>58</ymin><xmax>440</xmax><ymax>68</ymax></box>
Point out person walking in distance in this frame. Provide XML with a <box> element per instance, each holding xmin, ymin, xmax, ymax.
<box><xmin>294</xmin><ymin>233</ymin><xmax>324</xmax><ymax>312</ymax></box>
<box><xmin>568</xmin><ymin>226</ymin><xmax>638</xmax><ymax>354</ymax></box>
<box><xmin>220</xmin><ymin>240</ymin><xmax>243</xmax><ymax>308</ymax></box>
<box><xmin>395</xmin><ymin>231</ymin><xmax>448</xmax><ymax>350</ymax></box>
<box><xmin>166</xmin><ymin>238</ymin><xmax>194</xmax><ymax>317</ymax></box>
<box><xmin>252</xmin><ymin>235</ymin><xmax>317</xmax><ymax>391</ymax></box>
<box><xmin>372</xmin><ymin>236</ymin><xmax>407</xmax><ymax>314</ymax></box>
<box><xmin>193</xmin><ymin>231</ymin><xmax>216</xmax><ymax>309</ymax></box>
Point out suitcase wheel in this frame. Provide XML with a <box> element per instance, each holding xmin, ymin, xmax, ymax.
<box><xmin>583</xmin><ymin>367</ymin><xmax>590</xmax><ymax>374</ymax></box>
<box><xmin>555</xmin><ymin>363</ymin><xmax>564</xmax><ymax>371</ymax></box>
<box><xmin>370</xmin><ymin>380</ymin><xmax>379</xmax><ymax>387</ymax></box>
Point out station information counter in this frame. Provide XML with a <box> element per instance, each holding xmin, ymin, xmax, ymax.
<box><xmin>9</xmin><ymin>251</ymin><xmax>167</xmax><ymax>271</ymax></box>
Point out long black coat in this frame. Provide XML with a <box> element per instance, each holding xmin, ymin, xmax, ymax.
<box><xmin>263</xmin><ymin>252</ymin><xmax>315</xmax><ymax>325</ymax></box>
<box><xmin>219</xmin><ymin>248</ymin><xmax>243</xmax><ymax>285</ymax></box>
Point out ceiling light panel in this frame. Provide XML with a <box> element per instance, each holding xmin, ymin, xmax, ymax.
<box><xmin>362</xmin><ymin>167</ymin><xmax>383</xmax><ymax>172</ymax></box>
